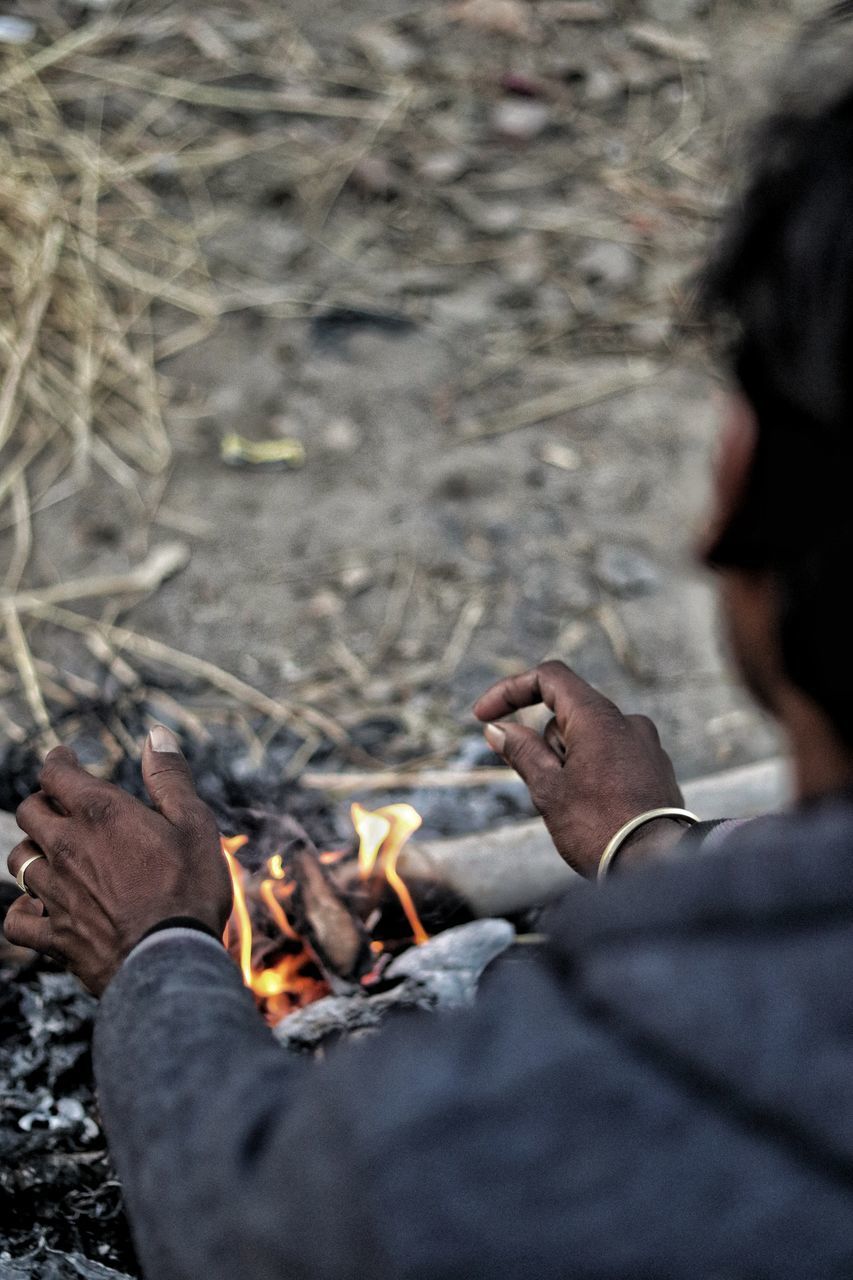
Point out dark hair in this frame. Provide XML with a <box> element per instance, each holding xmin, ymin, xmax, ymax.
<box><xmin>700</xmin><ymin>4</ymin><xmax>853</xmax><ymax>743</ymax></box>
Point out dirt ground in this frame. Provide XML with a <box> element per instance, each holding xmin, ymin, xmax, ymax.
<box><xmin>1</xmin><ymin>0</ymin><xmax>814</xmax><ymax>832</ymax></box>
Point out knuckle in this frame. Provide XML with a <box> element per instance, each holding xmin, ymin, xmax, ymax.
<box><xmin>79</xmin><ymin>789</ymin><xmax>113</xmax><ymax>826</ymax></box>
<box><xmin>538</xmin><ymin>659</ymin><xmax>571</xmax><ymax>679</ymax></box>
<box><xmin>183</xmin><ymin>801</ymin><xmax>217</xmax><ymax>845</ymax></box>
<box><xmin>587</xmin><ymin>696</ymin><xmax>620</xmax><ymax>724</ymax></box>
<box><xmin>49</xmin><ymin>834</ymin><xmax>75</xmax><ymax>869</ymax></box>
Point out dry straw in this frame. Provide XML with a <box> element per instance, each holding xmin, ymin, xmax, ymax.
<box><xmin>0</xmin><ymin>8</ymin><xmax>395</xmax><ymax>752</ymax></box>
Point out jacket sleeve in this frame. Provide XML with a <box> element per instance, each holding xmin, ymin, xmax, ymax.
<box><xmin>95</xmin><ymin>927</ymin><xmax>632</xmax><ymax>1280</ymax></box>
<box><xmin>94</xmin><ymin>932</ymin><xmax>392</xmax><ymax>1280</ymax></box>
<box><xmin>95</xmin><ymin>916</ymin><xmax>786</xmax><ymax>1280</ymax></box>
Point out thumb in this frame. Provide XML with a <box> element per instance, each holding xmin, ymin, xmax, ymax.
<box><xmin>142</xmin><ymin>724</ymin><xmax>199</xmax><ymax>825</ymax></box>
<box><xmin>484</xmin><ymin>721</ymin><xmax>560</xmax><ymax>792</ymax></box>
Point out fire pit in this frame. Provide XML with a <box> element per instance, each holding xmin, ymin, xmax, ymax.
<box><xmin>0</xmin><ymin>722</ymin><xmax>527</xmax><ymax>1278</ymax></box>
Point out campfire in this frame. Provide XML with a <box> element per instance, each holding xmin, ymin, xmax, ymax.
<box><xmin>0</xmin><ymin>721</ymin><xmax>527</xmax><ymax>1277</ymax></box>
<box><xmin>221</xmin><ymin>802</ymin><xmax>430</xmax><ymax>1025</ymax></box>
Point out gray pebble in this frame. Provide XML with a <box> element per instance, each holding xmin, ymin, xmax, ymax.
<box><xmin>576</xmin><ymin>241</ymin><xmax>639</xmax><ymax>292</ymax></box>
<box><xmin>594</xmin><ymin>544</ymin><xmax>661</xmax><ymax>597</ymax></box>
<box><xmin>492</xmin><ymin>100</ymin><xmax>551</xmax><ymax>142</ymax></box>
<box><xmin>274</xmin><ymin>920</ymin><xmax>515</xmax><ymax>1053</ymax></box>
<box><xmin>0</xmin><ymin>15</ymin><xmax>36</xmax><ymax>42</ymax></box>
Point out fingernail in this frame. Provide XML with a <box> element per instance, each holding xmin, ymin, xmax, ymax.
<box><xmin>484</xmin><ymin>723</ymin><xmax>506</xmax><ymax>754</ymax></box>
<box><xmin>148</xmin><ymin>724</ymin><xmax>180</xmax><ymax>754</ymax></box>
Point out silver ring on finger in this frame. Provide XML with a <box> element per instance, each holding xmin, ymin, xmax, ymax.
<box><xmin>16</xmin><ymin>852</ymin><xmax>47</xmax><ymax>898</ymax></box>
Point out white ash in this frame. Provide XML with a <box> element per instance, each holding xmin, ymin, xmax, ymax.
<box><xmin>274</xmin><ymin>919</ymin><xmax>515</xmax><ymax>1054</ymax></box>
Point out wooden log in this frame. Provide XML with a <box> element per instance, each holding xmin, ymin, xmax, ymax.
<box><xmin>398</xmin><ymin>757</ymin><xmax>791</xmax><ymax>917</ymax></box>
<box><xmin>0</xmin><ymin>757</ymin><xmax>791</xmax><ymax>920</ymax></box>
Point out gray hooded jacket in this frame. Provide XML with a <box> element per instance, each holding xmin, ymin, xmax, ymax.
<box><xmin>94</xmin><ymin>797</ymin><xmax>853</xmax><ymax>1279</ymax></box>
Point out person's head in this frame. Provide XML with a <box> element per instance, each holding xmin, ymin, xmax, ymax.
<box><xmin>700</xmin><ymin>2</ymin><xmax>853</xmax><ymax>790</ymax></box>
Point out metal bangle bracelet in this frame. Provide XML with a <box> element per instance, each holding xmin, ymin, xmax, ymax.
<box><xmin>597</xmin><ymin>808</ymin><xmax>700</xmax><ymax>882</ymax></box>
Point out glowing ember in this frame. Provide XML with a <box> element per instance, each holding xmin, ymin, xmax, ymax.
<box><xmin>221</xmin><ymin>802</ymin><xmax>428</xmax><ymax>1025</ymax></box>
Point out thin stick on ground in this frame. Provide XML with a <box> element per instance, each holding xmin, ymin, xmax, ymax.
<box><xmin>27</xmin><ymin>601</ymin><xmax>355</xmax><ymax>751</ymax></box>
<box><xmin>462</xmin><ymin>363</ymin><xmax>665</xmax><ymax>439</ymax></box>
<box><xmin>3</xmin><ymin>473</ymin><xmax>33</xmax><ymax>592</ymax></box>
<box><xmin>300</xmin><ymin>767</ymin><xmax>519</xmax><ymax>794</ymax></box>
<box><xmin>2</xmin><ymin>600</ymin><xmax>60</xmax><ymax>750</ymax></box>
<box><xmin>0</xmin><ymin>221</ymin><xmax>64</xmax><ymax>452</ymax></box>
<box><xmin>3</xmin><ymin>542</ymin><xmax>190</xmax><ymax>613</ymax></box>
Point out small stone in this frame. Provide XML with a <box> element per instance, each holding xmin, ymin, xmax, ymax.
<box><xmin>0</xmin><ymin>15</ymin><xmax>36</xmax><ymax>42</ymax></box>
<box><xmin>492</xmin><ymin>98</ymin><xmax>551</xmax><ymax>141</ymax></box>
<box><xmin>504</xmin><ymin>234</ymin><xmax>548</xmax><ymax>288</ymax></box>
<box><xmin>321</xmin><ymin>417</ymin><xmax>361</xmax><ymax>454</ymax></box>
<box><xmin>576</xmin><ymin>240</ymin><xmax>639</xmax><ymax>292</ymax></box>
<box><xmin>584</xmin><ymin>65</ymin><xmax>624</xmax><ymax>105</ymax></box>
<box><xmin>355</xmin><ymin>24</ymin><xmax>422</xmax><ymax>74</ymax></box>
<box><xmin>56</xmin><ymin>1096</ymin><xmax>86</xmax><ymax>1124</ymax></box>
<box><xmin>417</xmin><ymin>150</ymin><xmax>469</xmax><ymax>183</ymax></box>
<box><xmin>539</xmin><ymin>441</ymin><xmax>581</xmax><ymax>472</ymax></box>
<box><xmin>594</xmin><ymin>544</ymin><xmax>661</xmax><ymax>598</ymax></box>
<box><xmin>339</xmin><ymin>563</ymin><xmax>373</xmax><ymax>594</ymax></box>
<box><xmin>628</xmin><ymin>315</ymin><xmax>672</xmax><ymax>349</ymax></box>
<box><xmin>535</xmin><ymin>282</ymin><xmax>573</xmax><ymax>323</ymax></box>
<box><xmin>448</xmin><ymin>0</ymin><xmax>534</xmax><ymax>39</ymax></box>
<box><xmin>307</xmin><ymin>589</ymin><xmax>343</xmax><ymax>619</ymax></box>
<box><xmin>477</xmin><ymin>201</ymin><xmax>524</xmax><ymax>234</ymax></box>
<box><xmin>349</xmin><ymin>155</ymin><xmax>397</xmax><ymax>198</ymax></box>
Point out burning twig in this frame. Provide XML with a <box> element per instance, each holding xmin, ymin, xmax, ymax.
<box><xmin>287</xmin><ymin>838</ymin><xmax>373</xmax><ymax>985</ymax></box>
<box><xmin>218</xmin><ymin>803</ymin><xmax>432</xmax><ymax>1025</ymax></box>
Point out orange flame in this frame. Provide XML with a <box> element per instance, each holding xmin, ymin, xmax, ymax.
<box><xmin>220</xmin><ymin>802</ymin><xmax>427</xmax><ymax>1025</ymax></box>
<box><xmin>352</xmin><ymin>802</ymin><xmax>427</xmax><ymax>945</ymax></box>
<box><xmin>221</xmin><ymin>835</ymin><xmax>252</xmax><ymax>985</ymax></box>
<box><xmin>221</xmin><ymin>834</ymin><xmax>327</xmax><ymax>1021</ymax></box>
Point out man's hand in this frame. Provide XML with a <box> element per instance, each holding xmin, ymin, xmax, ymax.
<box><xmin>3</xmin><ymin>727</ymin><xmax>232</xmax><ymax>995</ymax></box>
<box><xmin>473</xmin><ymin>661</ymin><xmax>687</xmax><ymax>879</ymax></box>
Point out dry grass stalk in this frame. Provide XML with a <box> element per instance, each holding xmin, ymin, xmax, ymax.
<box><xmin>27</xmin><ymin>601</ymin><xmax>354</xmax><ymax>752</ymax></box>
<box><xmin>0</xmin><ymin>12</ymin><xmax>402</xmax><ymax>745</ymax></box>
<box><xmin>463</xmin><ymin>362</ymin><xmax>665</xmax><ymax>438</ymax></box>
<box><xmin>2</xmin><ymin>600</ymin><xmax>60</xmax><ymax>750</ymax></box>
